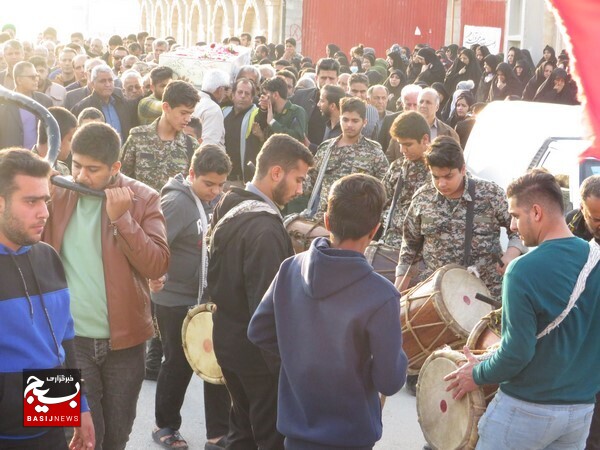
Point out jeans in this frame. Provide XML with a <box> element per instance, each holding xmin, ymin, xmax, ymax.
<box><xmin>585</xmin><ymin>392</ymin><xmax>600</xmax><ymax>449</ymax></box>
<box><xmin>476</xmin><ymin>391</ymin><xmax>594</xmax><ymax>450</ymax></box>
<box><xmin>154</xmin><ymin>303</ymin><xmax>230</xmax><ymax>438</ymax></box>
<box><xmin>74</xmin><ymin>337</ymin><xmax>145</xmax><ymax>450</ymax></box>
<box><xmin>0</xmin><ymin>428</ymin><xmax>68</xmax><ymax>450</ymax></box>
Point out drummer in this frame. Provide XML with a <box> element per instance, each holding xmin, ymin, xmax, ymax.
<box><xmin>380</xmin><ymin>111</ymin><xmax>431</xmax><ymax>248</ymax></box>
<box><xmin>149</xmin><ymin>145</ymin><xmax>232</xmax><ymax>450</ymax></box>
<box><xmin>303</xmin><ymin>97</ymin><xmax>389</xmax><ymax>218</ymax></box>
<box><xmin>446</xmin><ymin>169</ymin><xmax>600</xmax><ymax>449</ymax></box>
<box><xmin>394</xmin><ymin>136</ymin><xmax>526</xmax><ymax>298</ymax></box>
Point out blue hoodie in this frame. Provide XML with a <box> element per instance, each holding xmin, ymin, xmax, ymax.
<box><xmin>249</xmin><ymin>237</ymin><xmax>407</xmax><ymax>449</ymax></box>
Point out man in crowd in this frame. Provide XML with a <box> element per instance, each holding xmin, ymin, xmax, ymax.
<box><xmin>71</xmin><ymin>64</ymin><xmax>138</xmax><ymax>141</ymax></box>
<box><xmin>194</xmin><ymin>69</ymin><xmax>229</xmax><ymax>146</ymax></box>
<box><xmin>258</xmin><ymin>76</ymin><xmax>306</xmax><ymax>143</ymax></box>
<box><xmin>138</xmin><ymin>66</ymin><xmax>174</xmax><ymax>125</ymax></box>
<box><xmin>64</xmin><ymin>58</ymin><xmax>104</xmax><ymax>111</ymax></box>
<box><xmin>33</xmin><ymin>106</ymin><xmax>78</xmax><ymax>176</ymax></box>
<box><xmin>417</xmin><ymin>87</ymin><xmax>460</xmax><ymax>141</ymax></box>
<box><xmin>208</xmin><ymin>134</ymin><xmax>313</xmax><ymax>449</ymax></box>
<box><xmin>290</xmin><ymin>57</ymin><xmax>340</xmax><ymax>152</ymax></box>
<box><xmin>30</xmin><ymin>55</ymin><xmax>67</xmax><ymax>106</ymax></box>
<box><xmin>121</xmin><ymin>80</ymin><xmax>199</xmax><ymax>192</ymax></box>
<box><xmin>384</xmin><ymin>84</ymin><xmax>424</xmax><ymax>161</ymax></box>
<box><xmin>446</xmin><ymin>169</ymin><xmax>600</xmax><ymax>450</ymax></box>
<box><xmin>367</xmin><ymin>84</ymin><xmax>392</xmax><ymax>139</ymax></box>
<box><xmin>317</xmin><ymin>84</ymin><xmax>345</xmax><ymax>142</ymax></box>
<box><xmin>380</xmin><ymin>111</ymin><xmax>431</xmax><ymax>248</ymax></box>
<box><xmin>304</xmin><ymin>97</ymin><xmax>389</xmax><ymax>218</ymax></box>
<box><xmin>223</xmin><ymin>78</ymin><xmax>261</xmax><ymax>184</ymax></box>
<box><xmin>0</xmin><ymin>149</ymin><xmax>94</xmax><ymax>450</ymax></box>
<box><xmin>150</xmin><ymin>145</ymin><xmax>232</xmax><ymax>450</ymax></box>
<box><xmin>0</xmin><ymin>61</ymin><xmax>52</xmax><ymax>149</ymax></box>
<box><xmin>43</xmin><ymin>122</ymin><xmax>169</xmax><ymax>449</ymax></box>
<box><xmin>121</xmin><ymin>70</ymin><xmax>144</xmax><ymax>101</ymax></box>
<box><xmin>50</xmin><ymin>48</ymin><xmax>77</xmax><ymax>87</ymax></box>
<box><xmin>0</xmin><ymin>39</ymin><xmax>24</xmax><ymax>89</ymax></box>
<box><xmin>111</xmin><ymin>46</ymin><xmax>129</xmax><ymax>76</ymax></box>
<box><xmin>65</xmin><ymin>53</ymin><xmax>90</xmax><ymax>92</ymax></box>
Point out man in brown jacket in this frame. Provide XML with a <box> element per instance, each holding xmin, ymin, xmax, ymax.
<box><xmin>43</xmin><ymin>122</ymin><xmax>169</xmax><ymax>450</ymax></box>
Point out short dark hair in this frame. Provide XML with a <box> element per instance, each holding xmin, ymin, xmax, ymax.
<box><xmin>71</xmin><ymin>32</ymin><xmax>84</xmax><ymax>40</ymax></box>
<box><xmin>29</xmin><ymin>56</ymin><xmax>47</xmax><ymax>69</ymax></box>
<box><xmin>162</xmin><ymin>80</ymin><xmax>200</xmax><ymax>108</ymax></box>
<box><xmin>108</xmin><ymin>35</ymin><xmax>123</xmax><ymax>46</ymax></box>
<box><xmin>316</xmin><ymin>58</ymin><xmax>340</xmax><ymax>75</ymax></box>
<box><xmin>77</xmin><ymin>107</ymin><xmax>105</xmax><ymax>125</ymax></box>
<box><xmin>255</xmin><ymin>134</ymin><xmax>314</xmax><ymax>180</ymax></box>
<box><xmin>43</xmin><ymin>27</ymin><xmax>57</xmax><ymax>38</ymax></box>
<box><xmin>340</xmin><ymin>97</ymin><xmax>366</xmax><ymax>120</ymax></box>
<box><xmin>137</xmin><ymin>31</ymin><xmax>149</xmax><ymax>41</ymax></box>
<box><xmin>186</xmin><ymin>117</ymin><xmax>202</xmax><ymax>137</ymax></box>
<box><xmin>37</xmin><ymin>107</ymin><xmax>78</xmax><ymax>145</ymax></box>
<box><xmin>261</xmin><ymin>76</ymin><xmax>288</xmax><ymax>99</ymax></box>
<box><xmin>0</xmin><ymin>149</ymin><xmax>51</xmax><ymax>198</ymax></box>
<box><xmin>581</xmin><ymin>175</ymin><xmax>600</xmax><ymax>201</ymax></box>
<box><xmin>71</xmin><ymin>122</ymin><xmax>121</xmax><ymax>166</ymax></box>
<box><xmin>277</xmin><ymin>69</ymin><xmax>297</xmax><ymax>86</ymax></box>
<box><xmin>191</xmin><ymin>144</ymin><xmax>232</xmax><ymax>176</ymax></box>
<box><xmin>349</xmin><ymin>73</ymin><xmax>369</xmax><ymax>87</ymax></box>
<box><xmin>425</xmin><ymin>136</ymin><xmax>464</xmax><ymax>170</ymax></box>
<box><xmin>149</xmin><ymin>65</ymin><xmax>174</xmax><ymax>85</ymax></box>
<box><xmin>507</xmin><ymin>168</ymin><xmax>565</xmax><ymax>214</ymax></box>
<box><xmin>391</xmin><ymin>111</ymin><xmax>431</xmax><ymax>141</ymax></box>
<box><xmin>285</xmin><ymin>37</ymin><xmax>296</xmax><ymax>47</ymax></box>
<box><xmin>327</xmin><ymin>174</ymin><xmax>386</xmax><ymax>241</ymax></box>
<box><xmin>128</xmin><ymin>42</ymin><xmax>142</xmax><ymax>54</ymax></box>
<box><xmin>274</xmin><ymin>59</ymin><xmax>291</xmax><ymax>68</ymax></box>
<box><xmin>255</xmin><ymin>35</ymin><xmax>267</xmax><ymax>44</ymax></box>
<box><xmin>321</xmin><ymin>84</ymin><xmax>346</xmax><ymax>109</ymax></box>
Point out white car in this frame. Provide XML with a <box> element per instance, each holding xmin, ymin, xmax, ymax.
<box><xmin>464</xmin><ymin>101</ymin><xmax>599</xmax><ymax>211</ymax></box>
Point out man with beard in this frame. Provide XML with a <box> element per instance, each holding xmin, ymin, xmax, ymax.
<box><xmin>446</xmin><ymin>170</ymin><xmax>600</xmax><ymax>450</ymax></box>
<box><xmin>208</xmin><ymin>134</ymin><xmax>313</xmax><ymax>449</ymax></box>
<box><xmin>317</xmin><ymin>84</ymin><xmax>345</xmax><ymax>142</ymax></box>
<box><xmin>0</xmin><ymin>149</ymin><xmax>94</xmax><ymax>449</ymax></box>
<box><xmin>566</xmin><ymin>175</ymin><xmax>600</xmax><ymax>449</ymax></box>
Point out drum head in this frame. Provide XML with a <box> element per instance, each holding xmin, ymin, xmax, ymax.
<box><xmin>182</xmin><ymin>303</ymin><xmax>225</xmax><ymax>385</ymax></box>
<box><xmin>437</xmin><ymin>266</ymin><xmax>493</xmax><ymax>337</ymax></box>
<box><xmin>417</xmin><ymin>350</ymin><xmax>486</xmax><ymax>450</ymax></box>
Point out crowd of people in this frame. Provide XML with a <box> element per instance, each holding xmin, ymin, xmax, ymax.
<box><xmin>0</xmin><ymin>21</ymin><xmax>600</xmax><ymax>450</ymax></box>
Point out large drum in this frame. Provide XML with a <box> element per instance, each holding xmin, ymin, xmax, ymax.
<box><xmin>364</xmin><ymin>241</ymin><xmax>398</xmax><ymax>283</ymax></box>
<box><xmin>181</xmin><ymin>303</ymin><xmax>225</xmax><ymax>385</ymax></box>
<box><xmin>401</xmin><ymin>264</ymin><xmax>492</xmax><ymax>375</ymax></box>
<box><xmin>284</xmin><ymin>214</ymin><xmax>328</xmax><ymax>253</ymax></box>
<box><xmin>417</xmin><ymin>349</ymin><xmax>487</xmax><ymax>450</ymax></box>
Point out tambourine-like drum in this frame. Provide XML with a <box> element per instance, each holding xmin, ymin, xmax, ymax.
<box><xmin>284</xmin><ymin>214</ymin><xmax>328</xmax><ymax>254</ymax></box>
<box><xmin>364</xmin><ymin>241</ymin><xmax>398</xmax><ymax>283</ymax></box>
<box><xmin>417</xmin><ymin>349</ymin><xmax>487</xmax><ymax>450</ymax></box>
<box><xmin>181</xmin><ymin>303</ymin><xmax>225</xmax><ymax>385</ymax></box>
<box><xmin>401</xmin><ymin>264</ymin><xmax>492</xmax><ymax>375</ymax></box>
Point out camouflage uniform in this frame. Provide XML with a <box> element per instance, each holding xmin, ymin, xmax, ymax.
<box><xmin>305</xmin><ymin>135</ymin><xmax>389</xmax><ymax>218</ymax></box>
<box><xmin>380</xmin><ymin>155</ymin><xmax>430</xmax><ymax>248</ymax></box>
<box><xmin>396</xmin><ymin>175</ymin><xmax>527</xmax><ymax>298</ymax></box>
<box><xmin>120</xmin><ymin>119</ymin><xmax>197</xmax><ymax>192</ymax></box>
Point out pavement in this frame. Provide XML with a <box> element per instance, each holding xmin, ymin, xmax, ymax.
<box><xmin>128</xmin><ymin>375</ymin><xmax>427</xmax><ymax>449</ymax></box>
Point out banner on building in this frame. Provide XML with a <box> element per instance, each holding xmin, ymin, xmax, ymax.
<box><xmin>463</xmin><ymin>25</ymin><xmax>502</xmax><ymax>54</ymax></box>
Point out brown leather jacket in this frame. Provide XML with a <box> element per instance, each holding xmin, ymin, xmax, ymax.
<box><xmin>43</xmin><ymin>173</ymin><xmax>170</xmax><ymax>350</ymax></box>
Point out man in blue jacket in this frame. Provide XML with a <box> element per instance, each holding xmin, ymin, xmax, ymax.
<box><xmin>249</xmin><ymin>173</ymin><xmax>408</xmax><ymax>450</ymax></box>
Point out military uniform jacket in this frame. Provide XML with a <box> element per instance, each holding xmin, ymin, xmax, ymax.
<box><xmin>306</xmin><ymin>134</ymin><xmax>389</xmax><ymax>217</ymax></box>
<box><xmin>120</xmin><ymin>118</ymin><xmax>197</xmax><ymax>192</ymax></box>
<box><xmin>381</xmin><ymin>156</ymin><xmax>430</xmax><ymax>248</ymax></box>
<box><xmin>397</xmin><ymin>175</ymin><xmax>526</xmax><ymax>298</ymax></box>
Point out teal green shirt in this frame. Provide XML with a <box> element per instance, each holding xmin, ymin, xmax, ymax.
<box><xmin>61</xmin><ymin>195</ymin><xmax>110</xmax><ymax>338</ymax></box>
<box><xmin>473</xmin><ymin>237</ymin><xmax>600</xmax><ymax>404</ymax></box>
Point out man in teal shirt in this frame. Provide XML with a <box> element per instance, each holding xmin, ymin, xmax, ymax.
<box><xmin>446</xmin><ymin>169</ymin><xmax>600</xmax><ymax>449</ymax></box>
<box><xmin>258</xmin><ymin>76</ymin><xmax>306</xmax><ymax>143</ymax></box>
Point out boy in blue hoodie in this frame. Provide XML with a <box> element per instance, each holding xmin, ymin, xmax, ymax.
<box><xmin>249</xmin><ymin>173</ymin><xmax>408</xmax><ymax>450</ymax></box>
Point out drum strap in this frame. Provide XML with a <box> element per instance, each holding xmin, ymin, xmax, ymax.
<box><xmin>537</xmin><ymin>239</ymin><xmax>600</xmax><ymax>339</ymax></box>
<box><xmin>383</xmin><ymin>164</ymin><xmax>405</xmax><ymax>235</ymax></box>
<box><xmin>303</xmin><ymin>139</ymin><xmax>337</xmax><ymax>218</ymax></box>
<box><xmin>463</xmin><ymin>178</ymin><xmax>476</xmax><ymax>267</ymax></box>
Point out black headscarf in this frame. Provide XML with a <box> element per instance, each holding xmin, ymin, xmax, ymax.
<box><xmin>533</xmin><ymin>68</ymin><xmax>579</xmax><ymax>105</ymax></box>
<box><xmin>488</xmin><ymin>62</ymin><xmax>523</xmax><ymax>101</ymax></box>
<box><xmin>514</xmin><ymin>59</ymin><xmax>533</xmax><ymax>85</ymax></box>
<box><xmin>537</xmin><ymin>45</ymin><xmax>558</xmax><ymax>68</ymax></box>
<box><xmin>444</xmin><ymin>48</ymin><xmax>482</xmax><ymax>95</ymax></box>
<box><xmin>476</xmin><ymin>54</ymin><xmax>499</xmax><ymax>103</ymax></box>
<box><xmin>449</xmin><ymin>91</ymin><xmax>475</xmax><ymax>128</ymax></box>
<box><xmin>384</xmin><ymin>69</ymin><xmax>407</xmax><ymax>111</ymax></box>
<box><xmin>507</xmin><ymin>47</ymin><xmax>523</xmax><ymax>68</ymax></box>
<box><xmin>522</xmin><ymin>61</ymin><xmax>555</xmax><ymax>101</ymax></box>
<box><xmin>415</xmin><ymin>47</ymin><xmax>446</xmax><ymax>86</ymax></box>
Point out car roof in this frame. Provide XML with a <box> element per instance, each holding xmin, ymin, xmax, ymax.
<box><xmin>464</xmin><ymin>101</ymin><xmax>587</xmax><ymax>189</ymax></box>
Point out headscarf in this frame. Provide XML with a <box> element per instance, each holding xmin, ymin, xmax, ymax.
<box><xmin>514</xmin><ymin>59</ymin><xmax>533</xmax><ymax>85</ymax></box>
<box><xmin>533</xmin><ymin>68</ymin><xmax>579</xmax><ymax>105</ymax></box>
<box><xmin>537</xmin><ymin>45</ymin><xmax>558</xmax><ymax>68</ymax></box>
<box><xmin>449</xmin><ymin>91</ymin><xmax>475</xmax><ymax>128</ymax></box>
<box><xmin>488</xmin><ymin>62</ymin><xmax>524</xmax><ymax>101</ymax></box>
<box><xmin>444</xmin><ymin>48</ymin><xmax>482</xmax><ymax>95</ymax></box>
<box><xmin>384</xmin><ymin>69</ymin><xmax>407</xmax><ymax>111</ymax></box>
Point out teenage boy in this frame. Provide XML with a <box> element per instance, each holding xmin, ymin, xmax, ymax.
<box><xmin>121</xmin><ymin>80</ymin><xmax>200</xmax><ymax>193</ymax></box>
<box><xmin>43</xmin><ymin>122</ymin><xmax>169</xmax><ymax>449</ymax></box>
<box><xmin>249</xmin><ymin>173</ymin><xmax>407</xmax><ymax>450</ymax></box>
<box><xmin>150</xmin><ymin>145</ymin><xmax>232</xmax><ymax>450</ymax></box>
